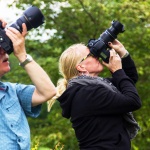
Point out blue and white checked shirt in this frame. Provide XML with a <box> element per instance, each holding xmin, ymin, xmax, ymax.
<box><xmin>0</xmin><ymin>81</ymin><xmax>41</xmax><ymax>150</ymax></box>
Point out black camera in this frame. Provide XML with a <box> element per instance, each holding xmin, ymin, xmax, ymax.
<box><xmin>87</xmin><ymin>20</ymin><xmax>125</xmax><ymax>63</ymax></box>
<box><xmin>0</xmin><ymin>5</ymin><xmax>45</xmax><ymax>54</ymax></box>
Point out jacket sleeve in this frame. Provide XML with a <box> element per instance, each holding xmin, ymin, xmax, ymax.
<box><xmin>122</xmin><ymin>55</ymin><xmax>138</xmax><ymax>84</ymax></box>
<box><xmin>107</xmin><ymin>55</ymin><xmax>138</xmax><ymax>84</ymax></box>
<box><xmin>78</xmin><ymin>70</ymin><xmax>142</xmax><ymax>115</ymax></box>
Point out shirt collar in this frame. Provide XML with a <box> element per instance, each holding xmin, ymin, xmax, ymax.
<box><xmin>0</xmin><ymin>82</ymin><xmax>8</xmax><ymax>91</ymax></box>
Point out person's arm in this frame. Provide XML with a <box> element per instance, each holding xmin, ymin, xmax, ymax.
<box><xmin>108</xmin><ymin>40</ymin><xmax>138</xmax><ymax>83</ymax></box>
<box><xmin>69</xmin><ymin>70</ymin><xmax>141</xmax><ymax>115</ymax></box>
<box><xmin>6</xmin><ymin>23</ymin><xmax>56</xmax><ymax>106</ymax></box>
<box><xmin>121</xmin><ymin>55</ymin><xmax>138</xmax><ymax>83</ymax></box>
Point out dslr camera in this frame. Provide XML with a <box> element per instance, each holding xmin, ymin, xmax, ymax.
<box><xmin>0</xmin><ymin>5</ymin><xmax>45</xmax><ymax>54</ymax></box>
<box><xmin>87</xmin><ymin>20</ymin><xmax>125</xmax><ymax>63</ymax></box>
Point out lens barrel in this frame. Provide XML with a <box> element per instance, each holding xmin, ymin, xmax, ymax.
<box><xmin>100</xmin><ymin>21</ymin><xmax>125</xmax><ymax>45</ymax></box>
<box><xmin>87</xmin><ymin>20</ymin><xmax>125</xmax><ymax>63</ymax></box>
<box><xmin>10</xmin><ymin>6</ymin><xmax>45</xmax><ymax>32</ymax></box>
<box><xmin>0</xmin><ymin>5</ymin><xmax>45</xmax><ymax>54</ymax></box>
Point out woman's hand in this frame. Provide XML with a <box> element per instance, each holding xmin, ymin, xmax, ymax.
<box><xmin>103</xmin><ymin>49</ymin><xmax>122</xmax><ymax>73</ymax></box>
<box><xmin>108</xmin><ymin>39</ymin><xmax>128</xmax><ymax>58</ymax></box>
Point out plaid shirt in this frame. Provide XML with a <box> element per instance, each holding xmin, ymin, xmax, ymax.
<box><xmin>0</xmin><ymin>82</ymin><xmax>41</xmax><ymax>150</ymax></box>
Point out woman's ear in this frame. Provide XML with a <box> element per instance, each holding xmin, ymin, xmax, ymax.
<box><xmin>76</xmin><ymin>64</ymin><xmax>87</xmax><ymax>72</ymax></box>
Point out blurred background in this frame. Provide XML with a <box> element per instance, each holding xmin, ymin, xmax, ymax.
<box><xmin>0</xmin><ymin>0</ymin><xmax>150</xmax><ymax>149</ymax></box>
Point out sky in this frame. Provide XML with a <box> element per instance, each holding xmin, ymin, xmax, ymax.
<box><xmin>0</xmin><ymin>1</ymin><xmax>69</xmax><ymax>42</ymax></box>
<box><xmin>0</xmin><ymin>0</ymin><xmax>55</xmax><ymax>41</ymax></box>
<box><xmin>0</xmin><ymin>0</ymin><xmax>23</xmax><ymax>24</ymax></box>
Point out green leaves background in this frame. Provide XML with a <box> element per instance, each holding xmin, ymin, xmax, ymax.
<box><xmin>2</xmin><ymin>0</ymin><xmax>150</xmax><ymax>149</ymax></box>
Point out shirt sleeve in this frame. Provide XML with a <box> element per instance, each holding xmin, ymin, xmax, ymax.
<box><xmin>15</xmin><ymin>83</ymin><xmax>41</xmax><ymax>118</ymax></box>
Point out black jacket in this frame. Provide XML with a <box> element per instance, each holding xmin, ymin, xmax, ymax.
<box><xmin>57</xmin><ymin>55</ymin><xmax>141</xmax><ymax>150</ymax></box>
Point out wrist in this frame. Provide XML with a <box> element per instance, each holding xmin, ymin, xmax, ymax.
<box><xmin>121</xmin><ymin>51</ymin><xmax>129</xmax><ymax>59</ymax></box>
<box><xmin>19</xmin><ymin>54</ymin><xmax>33</xmax><ymax>67</ymax></box>
<box><xmin>16</xmin><ymin>53</ymin><xmax>27</xmax><ymax>62</ymax></box>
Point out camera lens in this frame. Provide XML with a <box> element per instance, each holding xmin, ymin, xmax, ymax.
<box><xmin>0</xmin><ymin>5</ymin><xmax>45</xmax><ymax>54</ymax></box>
<box><xmin>10</xmin><ymin>6</ymin><xmax>45</xmax><ymax>32</ymax></box>
<box><xmin>87</xmin><ymin>20</ymin><xmax>125</xmax><ymax>63</ymax></box>
<box><xmin>100</xmin><ymin>21</ymin><xmax>125</xmax><ymax>44</ymax></box>
<box><xmin>107</xmin><ymin>21</ymin><xmax>125</xmax><ymax>39</ymax></box>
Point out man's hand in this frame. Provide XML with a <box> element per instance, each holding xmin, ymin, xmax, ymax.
<box><xmin>5</xmin><ymin>23</ymin><xmax>28</xmax><ymax>62</ymax></box>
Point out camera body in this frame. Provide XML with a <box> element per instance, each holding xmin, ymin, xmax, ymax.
<box><xmin>87</xmin><ymin>20</ymin><xmax>125</xmax><ymax>63</ymax></box>
<box><xmin>0</xmin><ymin>5</ymin><xmax>45</xmax><ymax>54</ymax></box>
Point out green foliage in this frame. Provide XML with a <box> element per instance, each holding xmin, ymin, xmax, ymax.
<box><xmin>28</xmin><ymin>103</ymin><xmax>78</xmax><ymax>149</ymax></box>
<box><xmin>4</xmin><ymin>0</ymin><xmax>150</xmax><ymax>149</ymax></box>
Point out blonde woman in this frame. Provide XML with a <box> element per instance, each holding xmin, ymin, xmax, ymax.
<box><xmin>48</xmin><ymin>40</ymin><xmax>141</xmax><ymax>150</ymax></box>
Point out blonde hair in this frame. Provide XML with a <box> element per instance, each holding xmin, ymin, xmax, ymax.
<box><xmin>47</xmin><ymin>43</ymin><xmax>87</xmax><ymax>111</ymax></box>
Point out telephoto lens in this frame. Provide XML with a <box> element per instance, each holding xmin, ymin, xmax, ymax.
<box><xmin>10</xmin><ymin>6</ymin><xmax>45</xmax><ymax>32</ymax></box>
<box><xmin>0</xmin><ymin>5</ymin><xmax>45</xmax><ymax>54</ymax></box>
